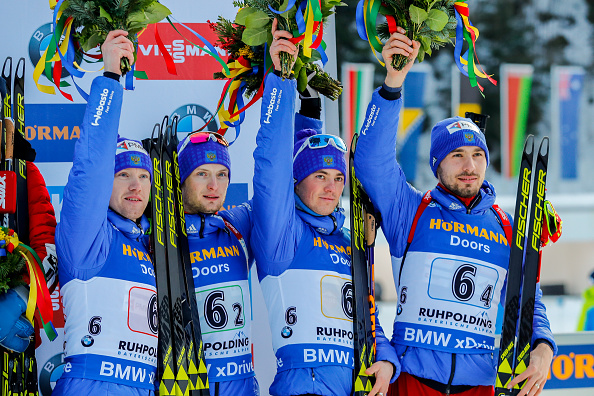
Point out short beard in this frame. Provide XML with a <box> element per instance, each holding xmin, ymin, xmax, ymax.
<box><xmin>182</xmin><ymin>185</ymin><xmax>224</xmax><ymax>215</ymax></box>
<box><xmin>437</xmin><ymin>168</ymin><xmax>481</xmax><ymax>198</ymax></box>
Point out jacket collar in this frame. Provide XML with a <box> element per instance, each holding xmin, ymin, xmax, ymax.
<box><xmin>294</xmin><ymin>193</ymin><xmax>345</xmax><ymax>235</ymax></box>
<box><xmin>430</xmin><ymin>180</ymin><xmax>497</xmax><ymax>214</ymax></box>
<box><xmin>107</xmin><ymin>209</ymin><xmax>149</xmax><ymax>243</ymax></box>
<box><xmin>185</xmin><ymin>212</ymin><xmax>227</xmax><ymax>239</ymax></box>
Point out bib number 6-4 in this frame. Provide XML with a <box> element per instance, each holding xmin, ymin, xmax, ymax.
<box><xmin>452</xmin><ymin>264</ymin><xmax>493</xmax><ymax>307</ymax></box>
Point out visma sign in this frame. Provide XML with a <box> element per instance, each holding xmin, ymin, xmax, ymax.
<box><xmin>136</xmin><ymin>23</ymin><xmax>228</xmax><ymax>80</ymax></box>
<box><xmin>25</xmin><ymin>104</ymin><xmax>86</xmax><ymax>162</ymax></box>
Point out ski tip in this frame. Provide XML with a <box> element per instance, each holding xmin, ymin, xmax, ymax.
<box><xmin>538</xmin><ymin>136</ymin><xmax>549</xmax><ymax>157</ymax></box>
<box><xmin>524</xmin><ymin>135</ymin><xmax>535</xmax><ymax>155</ymax></box>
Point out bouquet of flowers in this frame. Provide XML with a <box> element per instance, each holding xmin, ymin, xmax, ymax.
<box><xmin>0</xmin><ymin>228</ymin><xmax>28</xmax><ymax>293</ymax></box>
<box><xmin>52</xmin><ymin>0</ymin><xmax>172</xmax><ymax>75</ymax></box>
<box><xmin>357</xmin><ymin>0</ymin><xmax>496</xmax><ymax>92</ymax></box>
<box><xmin>0</xmin><ymin>227</ymin><xmax>57</xmax><ymax>339</ymax></box>
<box><xmin>211</xmin><ymin>0</ymin><xmax>344</xmax><ymax>101</ymax></box>
<box><xmin>377</xmin><ymin>0</ymin><xmax>458</xmax><ymax>69</ymax></box>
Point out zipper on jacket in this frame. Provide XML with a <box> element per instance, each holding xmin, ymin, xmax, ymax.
<box><xmin>199</xmin><ymin>213</ymin><xmax>205</xmax><ymax>238</ymax></box>
<box><xmin>445</xmin><ymin>353</ymin><xmax>456</xmax><ymax>395</ymax></box>
<box><xmin>329</xmin><ymin>214</ymin><xmax>337</xmax><ymax>234</ymax></box>
<box><xmin>311</xmin><ymin>368</ymin><xmax>316</xmax><ymax>381</ymax></box>
<box><xmin>399</xmin><ymin>346</ymin><xmax>409</xmax><ymax>360</ymax></box>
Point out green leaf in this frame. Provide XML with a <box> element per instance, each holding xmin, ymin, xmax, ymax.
<box><xmin>297</xmin><ymin>67</ymin><xmax>308</xmax><ymax>92</ymax></box>
<box><xmin>99</xmin><ymin>6</ymin><xmax>113</xmax><ymax>22</ymax></box>
<box><xmin>409</xmin><ymin>5</ymin><xmax>428</xmax><ymax>25</ymax></box>
<box><xmin>426</xmin><ymin>9</ymin><xmax>448</xmax><ymax>31</ymax></box>
<box><xmin>143</xmin><ymin>2</ymin><xmax>172</xmax><ymax>24</ymax></box>
<box><xmin>417</xmin><ymin>48</ymin><xmax>426</xmax><ymax>62</ymax></box>
<box><xmin>82</xmin><ymin>32</ymin><xmax>103</xmax><ymax>52</ymax></box>
<box><xmin>242</xmin><ymin>27</ymin><xmax>269</xmax><ymax>46</ymax></box>
<box><xmin>235</xmin><ymin>8</ymin><xmax>257</xmax><ymax>26</ymax></box>
<box><xmin>419</xmin><ymin>35</ymin><xmax>431</xmax><ymax>51</ymax></box>
<box><xmin>244</xmin><ymin>9</ymin><xmax>270</xmax><ymax>29</ymax></box>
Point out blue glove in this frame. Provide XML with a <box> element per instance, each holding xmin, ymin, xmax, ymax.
<box><xmin>0</xmin><ymin>289</ymin><xmax>34</xmax><ymax>352</ymax></box>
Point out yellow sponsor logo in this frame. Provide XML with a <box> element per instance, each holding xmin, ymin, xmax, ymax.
<box><xmin>313</xmin><ymin>236</ymin><xmax>351</xmax><ymax>255</ymax></box>
<box><xmin>429</xmin><ymin>218</ymin><xmax>508</xmax><ymax>246</ymax></box>
<box><xmin>190</xmin><ymin>246</ymin><xmax>240</xmax><ymax>263</ymax></box>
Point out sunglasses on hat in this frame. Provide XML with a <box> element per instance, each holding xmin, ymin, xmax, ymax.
<box><xmin>293</xmin><ymin>134</ymin><xmax>348</xmax><ymax>160</ymax></box>
<box><xmin>179</xmin><ymin>131</ymin><xmax>229</xmax><ymax>155</ymax></box>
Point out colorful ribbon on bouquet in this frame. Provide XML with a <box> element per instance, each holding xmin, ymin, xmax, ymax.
<box><xmin>268</xmin><ymin>0</ymin><xmax>328</xmax><ymax>63</ymax></box>
<box><xmin>453</xmin><ymin>2</ymin><xmax>497</xmax><ymax>92</ymax></box>
<box><xmin>206</xmin><ymin>55</ymin><xmax>272</xmax><ymax>143</ymax></box>
<box><xmin>355</xmin><ymin>0</ymin><xmax>385</xmax><ymax>66</ymax></box>
<box><xmin>0</xmin><ymin>227</ymin><xmax>57</xmax><ymax>341</ymax></box>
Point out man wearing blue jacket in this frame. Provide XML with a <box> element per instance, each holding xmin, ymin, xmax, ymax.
<box><xmin>250</xmin><ymin>19</ymin><xmax>399</xmax><ymax>396</ymax></box>
<box><xmin>176</xmin><ymin>131</ymin><xmax>259</xmax><ymax>395</ymax></box>
<box><xmin>354</xmin><ymin>29</ymin><xmax>556</xmax><ymax>396</ymax></box>
<box><xmin>54</xmin><ymin>31</ymin><xmax>157</xmax><ymax>395</ymax></box>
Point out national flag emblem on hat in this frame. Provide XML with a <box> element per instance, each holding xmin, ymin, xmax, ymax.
<box><xmin>464</xmin><ymin>133</ymin><xmax>475</xmax><ymax>143</ymax></box>
<box><xmin>323</xmin><ymin>155</ymin><xmax>335</xmax><ymax>166</ymax></box>
<box><xmin>130</xmin><ymin>155</ymin><xmax>141</xmax><ymax>165</ymax></box>
<box><xmin>206</xmin><ymin>151</ymin><xmax>217</xmax><ymax>162</ymax></box>
<box><xmin>446</xmin><ymin>120</ymin><xmax>481</xmax><ymax>135</ymax></box>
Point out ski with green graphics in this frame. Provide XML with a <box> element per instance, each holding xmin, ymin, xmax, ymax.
<box><xmin>144</xmin><ymin>119</ymin><xmax>209</xmax><ymax>396</ymax></box>
<box><xmin>495</xmin><ymin>135</ymin><xmax>549</xmax><ymax>396</ymax></box>
<box><xmin>349</xmin><ymin>132</ymin><xmax>378</xmax><ymax>395</ymax></box>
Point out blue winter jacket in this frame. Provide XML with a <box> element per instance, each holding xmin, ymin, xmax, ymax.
<box><xmin>185</xmin><ymin>203</ymin><xmax>260</xmax><ymax>396</ymax></box>
<box><xmin>251</xmin><ymin>74</ymin><xmax>400</xmax><ymax>396</ymax></box>
<box><xmin>354</xmin><ymin>88</ymin><xmax>557</xmax><ymax>387</ymax></box>
<box><xmin>54</xmin><ymin>76</ymin><xmax>155</xmax><ymax>396</ymax></box>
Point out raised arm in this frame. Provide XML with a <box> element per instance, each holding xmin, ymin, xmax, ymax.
<box><xmin>354</xmin><ymin>28</ymin><xmax>423</xmax><ymax>257</ymax></box>
<box><xmin>56</xmin><ymin>31</ymin><xmax>134</xmax><ymax>279</ymax></box>
<box><xmin>251</xmin><ymin>20</ymin><xmax>302</xmax><ymax>272</ymax></box>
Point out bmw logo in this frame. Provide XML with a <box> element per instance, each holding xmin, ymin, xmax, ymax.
<box><xmin>281</xmin><ymin>326</ymin><xmax>293</xmax><ymax>339</ymax></box>
<box><xmin>81</xmin><ymin>335</ymin><xmax>94</xmax><ymax>347</ymax></box>
<box><xmin>39</xmin><ymin>353</ymin><xmax>66</xmax><ymax>396</ymax></box>
<box><xmin>170</xmin><ymin>104</ymin><xmax>219</xmax><ymax>138</ymax></box>
<box><xmin>28</xmin><ymin>23</ymin><xmax>82</xmax><ymax>80</ymax></box>
<box><xmin>397</xmin><ymin>304</ymin><xmax>403</xmax><ymax>316</ymax></box>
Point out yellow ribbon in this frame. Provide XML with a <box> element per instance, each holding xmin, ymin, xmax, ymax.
<box><xmin>362</xmin><ymin>0</ymin><xmax>385</xmax><ymax>66</ymax></box>
<box><xmin>456</xmin><ymin>5</ymin><xmax>490</xmax><ymax>79</ymax></box>
<box><xmin>21</xmin><ymin>252</ymin><xmax>38</xmax><ymax>324</ymax></box>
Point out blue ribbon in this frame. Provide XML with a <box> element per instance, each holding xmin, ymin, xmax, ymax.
<box><xmin>355</xmin><ymin>0</ymin><xmax>368</xmax><ymax>41</ymax></box>
<box><xmin>268</xmin><ymin>0</ymin><xmax>297</xmax><ymax>14</ymax></box>
<box><xmin>454</xmin><ymin>10</ymin><xmax>469</xmax><ymax>77</ymax></box>
<box><xmin>125</xmin><ymin>64</ymin><xmax>135</xmax><ymax>91</ymax></box>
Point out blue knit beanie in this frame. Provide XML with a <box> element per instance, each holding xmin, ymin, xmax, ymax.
<box><xmin>293</xmin><ymin>129</ymin><xmax>347</xmax><ymax>184</ymax></box>
<box><xmin>115</xmin><ymin>137</ymin><xmax>153</xmax><ymax>180</ymax></box>
<box><xmin>177</xmin><ymin>134</ymin><xmax>231</xmax><ymax>185</ymax></box>
<box><xmin>429</xmin><ymin>117</ymin><xmax>490</xmax><ymax>177</ymax></box>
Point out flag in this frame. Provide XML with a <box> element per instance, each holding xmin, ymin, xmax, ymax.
<box><xmin>342</xmin><ymin>63</ymin><xmax>375</xmax><ymax>146</ymax></box>
<box><xmin>500</xmin><ymin>64</ymin><xmax>534</xmax><ymax>178</ymax></box>
<box><xmin>551</xmin><ymin>66</ymin><xmax>584</xmax><ymax>179</ymax></box>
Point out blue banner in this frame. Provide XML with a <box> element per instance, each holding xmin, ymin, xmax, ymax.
<box><xmin>398</xmin><ymin>68</ymin><xmax>428</xmax><ymax>183</ymax></box>
<box><xmin>26</xmin><ymin>104</ymin><xmax>87</xmax><ymax>163</ymax></box>
<box><xmin>546</xmin><ymin>343</ymin><xmax>594</xmax><ymax>389</ymax></box>
<box><xmin>556</xmin><ymin>69</ymin><xmax>584</xmax><ymax>179</ymax></box>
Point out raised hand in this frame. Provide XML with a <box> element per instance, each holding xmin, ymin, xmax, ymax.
<box><xmin>101</xmin><ymin>30</ymin><xmax>135</xmax><ymax>76</ymax></box>
<box><xmin>381</xmin><ymin>27</ymin><xmax>420</xmax><ymax>88</ymax></box>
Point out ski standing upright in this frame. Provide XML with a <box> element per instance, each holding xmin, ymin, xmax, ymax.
<box><xmin>495</xmin><ymin>135</ymin><xmax>549</xmax><ymax>396</ymax></box>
